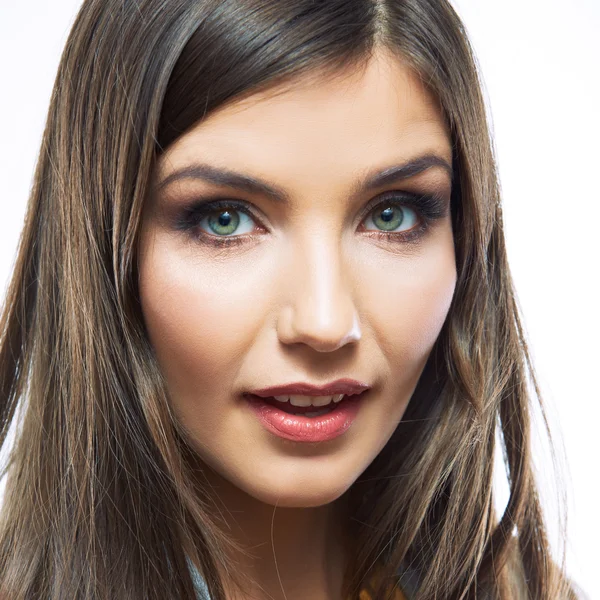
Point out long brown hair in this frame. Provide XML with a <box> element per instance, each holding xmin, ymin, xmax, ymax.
<box><xmin>0</xmin><ymin>0</ymin><xmax>578</xmax><ymax>598</ymax></box>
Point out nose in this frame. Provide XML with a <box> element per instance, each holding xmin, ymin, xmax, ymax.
<box><xmin>277</xmin><ymin>235</ymin><xmax>362</xmax><ymax>353</ymax></box>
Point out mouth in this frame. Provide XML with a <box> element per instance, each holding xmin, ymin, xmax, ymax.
<box><xmin>243</xmin><ymin>391</ymin><xmax>368</xmax><ymax>442</ymax></box>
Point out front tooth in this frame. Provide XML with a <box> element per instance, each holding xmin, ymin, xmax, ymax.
<box><xmin>288</xmin><ymin>395</ymin><xmax>315</xmax><ymax>407</ymax></box>
<box><xmin>311</xmin><ymin>395</ymin><xmax>336</xmax><ymax>407</ymax></box>
<box><xmin>333</xmin><ymin>394</ymin><xmax>345</xmax><ymax>403</ymax></box>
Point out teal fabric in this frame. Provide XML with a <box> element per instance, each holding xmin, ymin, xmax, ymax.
<box><xmin>187</xmin><ymin>558</ymin><xmax>211</xmax><ymax>600</ymax></box>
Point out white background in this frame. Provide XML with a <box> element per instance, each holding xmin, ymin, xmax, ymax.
<box><xmin>0</xmin><ymin>1</ymin><xmax>598</xmax><ymax>597</ymax></box>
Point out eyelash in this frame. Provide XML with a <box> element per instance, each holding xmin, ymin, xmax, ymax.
<box><xmin>173</xmin><ymin>191</ymin><xmax>448</xmax><ymax>249</ymax></box>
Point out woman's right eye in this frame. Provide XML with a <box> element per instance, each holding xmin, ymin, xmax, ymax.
<box><xmin>173</xmin><ymin>199</ymin><xmax>264</xmax><ymax>248</ymax></box>
<box><xmin>197</xmin><ymin>205</ymin><xmax>256</xmax><ymax>237</ymax></box>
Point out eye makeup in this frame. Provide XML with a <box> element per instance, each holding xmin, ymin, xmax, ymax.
<box><xmin>167</xmin><ymin>189</ymin><xmax>450</xmax><ymax>250</ymax></box>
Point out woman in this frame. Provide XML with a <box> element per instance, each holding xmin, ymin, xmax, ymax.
<box><xmin>0</xmin><ymin>0</ymin><xmax>578</xmax><ymax>598</ymax></box>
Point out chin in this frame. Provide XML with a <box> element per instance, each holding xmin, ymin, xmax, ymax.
<box><xmin>239</xmin><ymin>474</ymin><xmax>353</xmax><ymax>509</ymax></box>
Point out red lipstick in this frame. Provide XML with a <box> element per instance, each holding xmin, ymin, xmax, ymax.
<box><xmin>243</xmin><ymin>379</ymin><xmax>370</xmax><ymax>442</ymax></box>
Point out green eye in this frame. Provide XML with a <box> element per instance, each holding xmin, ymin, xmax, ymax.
<box><xmin>203</xmin><ymin>208</ymin><xmax>254</xmax><ymax>236</ymax></box>
<box><xmin>365</xmin><ymin>204</ymin><xmax>418</xmax><ymax>233</ymax></box>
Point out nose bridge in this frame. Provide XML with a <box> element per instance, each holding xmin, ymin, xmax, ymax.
<box><xmin>279</xmin><ymin>229</ymin><xmax>361</xmax><ymax>351</ymax></box>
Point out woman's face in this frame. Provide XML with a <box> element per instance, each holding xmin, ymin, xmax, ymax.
<box><xmin>138</xmin><ymin>49</ymin><xmax>456</xmax><ymax>508</ymax></box>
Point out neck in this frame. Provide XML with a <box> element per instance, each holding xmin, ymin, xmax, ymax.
<box><xmin>190</xmin><ymin>461</ymin><xmax>351</xmax><ymax>600</ymax></box>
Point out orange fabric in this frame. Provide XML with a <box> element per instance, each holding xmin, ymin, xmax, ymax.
<box><xmin>359</xmin><ymin>586</ymin><xmax>406</xmax><ymax>600</ymax></box>
<box><xmin>358</xmin><ymin>565</ymin><xmax>407</xmax><ymax>600</ymax></box>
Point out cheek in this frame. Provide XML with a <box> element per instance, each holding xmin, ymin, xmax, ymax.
<box><xmin>138</xmin><ymin>240</ymin><xmax>263</xmax><ymax>411</ymax></box>
<box><xmin>356</xmin><ymin>231</ymin><xmax>456</xmax><ymax>383</ymax></box>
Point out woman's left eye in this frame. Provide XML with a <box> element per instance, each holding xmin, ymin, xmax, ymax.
<box><xmin>174</xmin><ymin>192</ymin><xmax>447</xmax><ymax>248</ymax></box>
<box><xmin>361</xmin><ymin>203</ymin><xmax>419</xmax><ymax>234</ymax></box>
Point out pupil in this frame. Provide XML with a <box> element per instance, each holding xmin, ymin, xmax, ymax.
<box><xmin>381</xmin><ymin>207</ymin><xmax>394</xmax><ymax>222</ymax></box>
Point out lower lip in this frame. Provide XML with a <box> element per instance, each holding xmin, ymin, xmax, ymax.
<box><xmin>244</xmin><ymin>393</ymin><xmax>366</xmax><ymax>442</ymax></box>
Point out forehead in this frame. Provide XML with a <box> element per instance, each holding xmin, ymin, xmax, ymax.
<box><xmin>156</xmin><ymin>50</ymin><xmax>451</xmax><ymax>190</ymax></box>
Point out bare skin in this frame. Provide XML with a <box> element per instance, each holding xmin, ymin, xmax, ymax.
<box><xmin>138</xmin><ymin>48</ymin><xmax>456</xmax><ymax>599</ymax></box>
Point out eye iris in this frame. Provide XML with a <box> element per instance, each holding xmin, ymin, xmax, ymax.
<box><xmin>208</xmin><ymin>210</ymin><xmax>239</xmax><ymax>235</ymax></box>
<box><xmin>374</xmin><ymin>205</ymin><xmax>404</xmax><ymax>231</ymax></box>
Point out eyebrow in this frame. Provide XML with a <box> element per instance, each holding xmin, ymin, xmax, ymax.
<box><xmin>155</xmin><ymin>153</ymin><xmax>453</xmax><ymax>204</ymax></box>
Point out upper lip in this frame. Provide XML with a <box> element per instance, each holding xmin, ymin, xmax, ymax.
<box><xmin>248</xmin><ymin>378</ymin><xmax>371</xmax><ymax>398</ymax></box>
